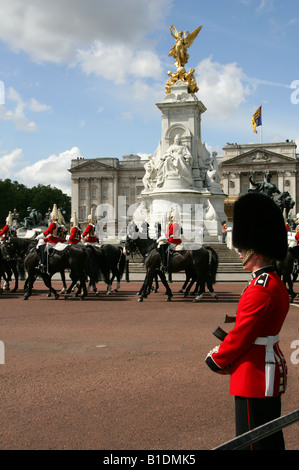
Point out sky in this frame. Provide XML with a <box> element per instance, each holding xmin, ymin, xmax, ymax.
<box><xmin>0</xmin><ymin>0</ymin><xmax>298</xmax><ymax>196</ymax></box>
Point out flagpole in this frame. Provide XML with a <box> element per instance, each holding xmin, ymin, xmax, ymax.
<box><xmin>261</xmin><ymin>103</ymin><xmax>263</xmax><ymax>144</ymax></box>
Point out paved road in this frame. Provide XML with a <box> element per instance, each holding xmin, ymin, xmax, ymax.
<box><xmin>0</xmin><ymin>280</ymin><xmax>298</xmax><ymax>451</ymax></box>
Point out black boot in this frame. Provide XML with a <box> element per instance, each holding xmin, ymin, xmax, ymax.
<box><xmin>159</xmin><ymin>243</ymin><xmax>168</xmax><ymax>272</ymax></box>
<box><xmin>37</xmin><ymin>245</ymin><xmax>46</xmax><ymax>273</ymax></box>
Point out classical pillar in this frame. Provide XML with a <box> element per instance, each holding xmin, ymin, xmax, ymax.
<box><xmin>71</xmin><ymin>177</ymin><xmax>79</xmax><ymax>216</ymax></box>
<box><xmin>86</xmin><ymin>178</ymin><xmax>91</xmax><ymax>219</ymax></box>
<box><xmin>97</xmin><ymin>177</ymin><xmax>102</xmax><ymax>205</ymax></box>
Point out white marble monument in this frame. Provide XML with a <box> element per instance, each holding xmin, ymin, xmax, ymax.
<box><xmin>133</xmin><ymin>25</ymin><xmax>227</xmax><ymax>243</ymax></box>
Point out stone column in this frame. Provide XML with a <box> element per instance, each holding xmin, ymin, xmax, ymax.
<box><xmin>86</xmin><ymin>178</ymin><xmax>91</xmax><ymax>219</ymax></box>
<box><xmin>71</xmin><ymin>177</ymin><xmax>79</xmax><ymax>216</ymax></box>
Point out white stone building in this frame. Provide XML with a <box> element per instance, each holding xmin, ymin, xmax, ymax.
<box><xmin>69</xmin><ymin>140</ymin><xmax>299</xmax><ymax>228</ymax></box>
<box><xmin>219</xmin><ymin>141</ymin><xmax>298</xmax><ymax>220</ymax></box>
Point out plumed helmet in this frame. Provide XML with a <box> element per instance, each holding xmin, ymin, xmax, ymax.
<box><xmin>6</xmin><ymin>211</ymin><xmax>13</xmax><ymax>225</ymax></box>
<box><xmin>50</xmin><ymin>204</ymin><xmax>59</xmax><ymax>222</ymax></box>
<box><xmin>232</xmin><ymin>192</ymin><xmax>287</xmax><ymax>260</ymax></box>
<box><xmin>57</xmin><ymin>208</ymin><xmax>65</xmax><ymax>225</ymax></box>
<box><xmin>88</xmin><ymin>208</ymin><xmax>95</xmax><ymax>224</ymax></box>
<box><xmin>71</xmin><ymin>212</ymin><xmax>78</xmax><ymax>227</ymax></box>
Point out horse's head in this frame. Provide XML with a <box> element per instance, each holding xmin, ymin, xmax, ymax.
<box><xmin>124</xmin><ymin>234</ymin><xmax>139</xmax><ymax>257</ymax></box>
<box><xmin>1</xmin><ymin>237</ymin><xmax>15</xmax><ymax>261</ymax></box>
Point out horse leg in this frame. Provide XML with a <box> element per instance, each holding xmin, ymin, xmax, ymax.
<box><xmin>23</xmin><ymin>273</ymin><xmax>35</xmax><ymax>300</ymax></box>
<box><xmin>184</xmin><ymin>279</ymin><xmax>195</xmax><ymax>297</ymax></box>
<box><xmin>158</xmin><ymin>271</ymin><xmax>173</xmax><ymax>301</ymax></box>
<box><xmin>59</xmin><ymin>270</ymin><xmax>67</xmax><ymax>294</ymax></box>
<box><xmin>41</xmin><ymin>273</ymin><xmax>59</xmax><ymax>299</ymax></box>
<box><xmin>178</xmin><ymin>274</ymin><xmax>189</xmax><ymax>293</ymax></box>
<box><xmin>284</xmin><ymin>273</ymin><xmax>296</xmax><ymax>302</ymax></box>
<box><xmin>137</xmin><ymin>273</ymin><xmax>152</xmax><ymax>301</ymax></box>
<box><xmin>193</xmin><ymin>282</ymin><xmax>206</xmax><ymax>302</ymax></box>
<box><xmin>206</xmin><ymin>278</ymin><xmax>218</xmax><ymax>300</ymax></box>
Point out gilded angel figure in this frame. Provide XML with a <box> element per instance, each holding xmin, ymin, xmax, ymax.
<box><xmin>168</xmin><ymin>25</ymin><xmax>202</xmax><ymax>68</ymax></box>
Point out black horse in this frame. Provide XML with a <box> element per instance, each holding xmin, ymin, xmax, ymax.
<box><xmin>275</xmin><ymin>245</ymin><xmax>299</xmax><ymax>303</ymax></box>
<box><xmin>0</xmin><ymin>238</ymin><xmax>24</xmax><ymax>292</ymax></box>
<box><xmin>23</xmin><ymin>243</ymin><xmax>89</xmax><ymax>300</ymax></box>
<box><xmin>2</xmin><ymin>237</ymin><xmax>69</xmax><ymax>296</ymax></box>
<box><xmin>125</xmin><ymin>233</ymin><xmax>218</xmax><ymax>302</ymax></box>
<box><xmin>82</xmin><ymin>243</ymin><xmax>126</xmax><ymax>295</ymax></box>
<box><xmin>101</xmin><ymin>244</ymin><xmax>126</xmax><ymax>293</ymax></box>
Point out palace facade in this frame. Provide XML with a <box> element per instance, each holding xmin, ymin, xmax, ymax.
<box><xmin>69</xmin><ymin>140</ymin><xmax>298</xmax><ymax>227</ymax></box>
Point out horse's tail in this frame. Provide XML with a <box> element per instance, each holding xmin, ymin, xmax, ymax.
<box><xmin>17</xmin><ymin>258</ymin><xmax>26</xmax><ymax>280</ymax></box>
<box><xmin>117</xmin><ymin>246</ymin><xmax>126</xmax><ymax>277</ymax></box>
<box><xmin>205</xmin><ymin>246</ymin><xmax>218</xmax><ymax>284</ymax></box>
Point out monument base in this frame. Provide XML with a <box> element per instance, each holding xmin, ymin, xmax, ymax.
<box><xmin>134</xmin><ymin>189</ymin><xmax>227</xmax><ymax>243</ymax></box>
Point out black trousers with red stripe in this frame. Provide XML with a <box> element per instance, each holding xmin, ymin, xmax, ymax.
<box><xmin>235</xmin><ymin>396</ymin><xmax>285</xmax><ymax>450</ymax></box>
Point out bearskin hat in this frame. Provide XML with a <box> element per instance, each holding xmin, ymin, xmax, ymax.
<box><xmin>232</xmin><ymin>192</ymin><xmax>287</xmax><ymax>260</ymax></box>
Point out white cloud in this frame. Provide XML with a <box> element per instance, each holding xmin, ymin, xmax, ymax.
<box><xmin>76</xmin><ymin>41</ymin><xmax>163</xmax><ymax>84</ymax></box>
<box><xmin>0</xmin><ymin>87</ymin><xmax>51</xmax><ymax>131</ymax></box>
<box><xmin>0</xmin><ymin>0</ymin><xmax>170</xmax><ymax>64</ymax></box>
<box><xmin>196</xmin><ymin>56</ymin><xmax>252</xmax><ymax>120</ymax></box>
<box><xmin>16</xmin><ymin>147</ymin><xmax>82</xmax><ymax>195</ymax></box>
<box><xmin>0</xmin><ymin>148</ymin><xmax>24</xmax><ymax>179</ymax></box>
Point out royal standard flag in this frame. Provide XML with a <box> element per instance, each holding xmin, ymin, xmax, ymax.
<box><xmin>251</xmin><ymin>106</ymin><xmax>262</xmax><ymax>133</ymax></box>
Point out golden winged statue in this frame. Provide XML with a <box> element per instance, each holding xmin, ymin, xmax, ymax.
<box><xmin>169</xmin><ymin>25</ymin><xmax>203</xmax><ymax>68</ymax></box>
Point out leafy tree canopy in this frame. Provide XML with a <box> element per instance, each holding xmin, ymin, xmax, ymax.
<box><xmin>0</xmin><ymin>179</ymin><xmax>71</xmax><ymax>226</ymax></box>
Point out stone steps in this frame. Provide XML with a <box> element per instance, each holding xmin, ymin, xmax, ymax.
<box><xmin>126</xmin><ymin>243</ymin><xmax>243</xmax><ymax>273</ymax></box>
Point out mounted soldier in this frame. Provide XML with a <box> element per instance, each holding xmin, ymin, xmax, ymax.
<box><xmin>82</xmin><ymin>208</ymin><xmax>99</xmax><ymax>244</ymax></box>
<box><xmin>157</xmin><ymin>208</ymin><xmax>183</xmax><ymax>272</ymax></box>
<box><xmin>68</xmin><ymin>212</ymin><xmax>82</xmax><ymax>245</ymax></box>
<box><xmin>36</xmin><ymin>204</ymin><xmax>61</xmax><ymax>273</ymax></box>
<box><xmin>0</xmin><ymin>211</ymin><xmax>17</xmax><ymax>242</ymax></box>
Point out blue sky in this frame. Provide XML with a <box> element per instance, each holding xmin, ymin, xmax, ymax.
<box><xmin>0</xmin><ymin>0</ymin><xmax>298</xmax><ymax>195</ymax></box>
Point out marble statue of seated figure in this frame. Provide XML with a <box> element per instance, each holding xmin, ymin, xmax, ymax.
<box><xmin>156</xmin><ymin>134</ymin><xmax>193</xmax><ymax>188</ymax></box>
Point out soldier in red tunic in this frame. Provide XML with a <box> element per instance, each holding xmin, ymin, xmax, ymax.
<box><xmin>206</xmin><ymin>192</ymin><xmax>289</xmax><ymax>450</ymax></box>
<box><xmin>82</xmin><ymin>208</ymin><xmax>98</xmax><ymax>244</ymax></box>
<box><xmin>157</xmin><ymin>209</ymin><xmax>182</xmax><ymax>272</ymax></box>
<box><xmin>0</xmin><ymin>211</ymin><xmax>16</xmax><ymax>242</ymax></box>
<box><xmin>68</xmin><ymin>212</ymin><xmax>81</xmax><ymax>245</ymax></box>
<box><xmin>36</xmin><ymin>204</ymin><xmax>60</xmax><ymax>272</ymax></box>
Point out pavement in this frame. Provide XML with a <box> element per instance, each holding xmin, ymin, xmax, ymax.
<box><xmin>0</xmin><ymin>278</ymin><xmax>298</xmax><ymax>453</ymax></box>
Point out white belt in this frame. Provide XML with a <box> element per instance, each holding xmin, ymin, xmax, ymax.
<box><xmin>254</xmin><ymin>335</ymin><xmax>279</xmax><ymax>397</ymax></box>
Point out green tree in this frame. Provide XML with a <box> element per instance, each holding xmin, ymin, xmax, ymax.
<box><xmin>0</xmin><ymin>179</ymin><xmax>71</xmax><ymax>226</ymax></box>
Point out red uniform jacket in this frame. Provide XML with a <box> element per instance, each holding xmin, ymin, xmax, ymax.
<box><xmin>43</xmin><ymin>222</ymin><xmax>60</xmax><ymax>244</ymax></box>
<box><xmin>206</xmin><ymin>267</ymin><xmax>289</xmax><ymax>398</ymax></box>
<box><xmin>68</xmin><ymin>226</ymin><xmax>81</xmax><ymax>244</ymax></box>
<box><xmin>82</xmin><ymin>223</ymin><xmax>98</xmax><ymax>243</ymax></box>
<box><xmin>0</xmin><ymin>224</ymin><xmax>10</xmax><ymax>241</ymax></box>
<box><xmin>165</xmin><ymin>222</ymin><xmax>181</xmax><ymax>245</ymax></box>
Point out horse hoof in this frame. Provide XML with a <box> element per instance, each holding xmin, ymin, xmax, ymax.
<box><xmin>55</xmin><ymin>294</ymin><xmax>60</xmax><ymax>300</ymax></box>
<box><xmin>138</xmin><ymin>298</ymin><xmax>143</xmax><ymax>302</ymax></box>
<box><xmin>166</xmin><ymin>297</ymin><xmax>172</xmax><ymax>302</ymax></box>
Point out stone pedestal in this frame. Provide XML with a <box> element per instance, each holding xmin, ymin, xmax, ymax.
<box><xmin>133</xmin><ymin>81</ymin><xmax>227</xmax><ymax>242</ymax></box>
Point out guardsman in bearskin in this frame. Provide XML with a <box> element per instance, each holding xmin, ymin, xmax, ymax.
<box><xmin>68</xmin><ymin>212</ymin><xmax>81</xmax><ymax>245</ymax></box>
<box><xmin>36</xmin><ymin>204</ymin><xmax>60</xmax><ymax>272</ymax></box>
<box><xmin>206</xmin><ymin>192</ymin><xmax>289</xmax><ymax>450</ymax></box>
<box><xmin>157</xmin><ymin>208</ymin><xmax>182</xmax><ymax>272</ymax></box>
<box><xmin>0</xmin><ymin>211</ymin><xmax>16</xmax><ymax>242</ymax></box>
<box><xmin>82</xmin><ymin>208</ymin><xmax>98</xmax><ymax>244</ymax></box>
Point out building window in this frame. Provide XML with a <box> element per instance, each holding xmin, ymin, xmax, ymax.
<box><xmin>103</xmin><ymin>188</ymin><xmax>108</xmax><ymax>199</ymax></box>
<box><xmin>80</xmin><ymin>207</ymin><xmax>86</xmax><ymax>220</ymax></box>
<box><xmin>123</xmin><ymin>188</ymin><xmax>129</xmax><ymax>197</ymax></box>
<box><xmin>91</xmin><ymin>188</ymin><xmax>97</xmax><ymax>199</ymax></box>
<box><xmin>81</xmin><ymin>188</ymin><xmax>86</xmax><ymax>199</ymax></box>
